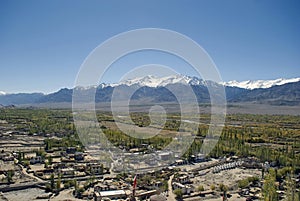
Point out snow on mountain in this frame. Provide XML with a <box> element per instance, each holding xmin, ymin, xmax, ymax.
<box><xmin>223</xmin><ymin>78</ymin><xmax>300</xmax><ymax>90</ymax></box>
<box><xmin>2</xmin><ymin>76</ymin><xmax>298</xmax><ymax>97</ymax></box>
<box><xmin>74</xmin><ymin>85</ymin><xmax>98</xmax><ymax>90</ymax></box>
<box><xmin>102</xmin><ymin>75</ymin><xmax>300</xmax><ymax>89</ymax></box>
<box><xmin>109</xmin><ymin>75</ymin><xmax>207</xmax><ymax>87</ymax></box>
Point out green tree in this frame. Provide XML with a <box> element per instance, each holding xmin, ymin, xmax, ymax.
<box><xmin>47</xmin><ymin>156</ymin><xmax>53</xmax><ymax>165</ymax></box>
<box><xmin>56</xmin><ymin>177</ymin><xmax>61</xmax><ymax>191</ymax></box>
<box><xmin>219</xmin><ymin>183</ymin><xmax>228</xmax><ymax>201</ymax></box>
<box><xmin>17</xmin><ymin>152</ymin><xmax>23</xmax><ymax>161</ymax></box>
<box><xmin>50</xmin><ymin>173</ymin><xmax>55</xmax><ymax>190</ymax></box>
<box><xmin>6</xmin><ymin>170</ymin><xmax>14</xmax><ymax>183</ymax></box>
<box><xmin>174</xmin><ymin>189</ymin><xmax>183</xmax><ymax>200</ymax></box>
<box><xmin>238</xmin><ymin>178</ymin><xmax>250</xmax><ymax>189</ymax></box>
<box><xmin>285</xmin><ymin>173</ymin><xmax>299</xmax><ymax>201</ymax></box>
<box><xmin>162</xmin><ymin>180</ymin><xmax>168</xmax><ymax>192</ymax></box>
<box><xmin>262</xmin><ymin>169</ymin><xmax>278</xmax><ymax>201</ymax></box>
<box><xmin>197</xmin><ymin>185</ymin><xmax>204</xmax><ymax>192</ymax></box>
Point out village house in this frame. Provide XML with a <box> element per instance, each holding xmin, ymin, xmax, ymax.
<box><xmin>94</xmin><ymin>183</ymin><xmax>110</xmax><ymax>192</ymax></box>
<box><xmin>73</xmin><ymin>164</ymin><xmax>86</xmax><ymax>172</ymax></box>
<box><xmin>30</xmin><ymin>156</ymin><xmax>44</xmax><ymax>164</ymax></box>
<box><xmin>94</xmin><ymin>190</ymin><xmax>127</xmax><ymax>200</ymax></box>
<box><xmin>59</xmin><ymin>167</ymin><xmax>75</xmax><ymax>177</ymax></box>
<box><xmin>177</xmin><ymin>175</ymin><xmax>190</xmax><ymax>184</ymax></box>
<box><xmin>53</xmin><ymin>162</ymin><xmax>67</xmax><ymax>170</ymax></box>
<box><xmin>0</xmin><ymin>152</ymin><xmax>14</xmax><ymax>161</ymax></box>
<box><xmin>145</xmin><ymin>158</ymin><xmax>157</xmax><ymax>166</ymax></box>
<box><xmin>66</xmin><ymin>147</ymin><xmax>77</xmax><ymax>154</ymax></box>
<box><xmin>158</xmin><ymin>152</ymin><xmax>172</xmax><ymax>161</ymax></box>
<box><xmin>87</xmin><ymin>163</ymin><xmax>103</xmax><ymax>175</ymax></box>
<box><xmin>172</xmin><ymin>182</ymin><xmax>194</xmax><ymax>194</ymax></box>
<box><xmin>152</xmin><ymin>181</ymin><xmax>163</xmax><ymax>188</ymax></box>
<box><xmin>74</xmin><ymin>152</ymin><xmax>84</xmax><ymax>161</ymax></box>
<box><xmin>174</xmin><ymin>159</ymin><xmax>186</xmax><ymax>166</ymax></box>
<box><xmin>174</xmin><ymin>172</ymin><xmax>191</xmax><ymax>184</ymax></box>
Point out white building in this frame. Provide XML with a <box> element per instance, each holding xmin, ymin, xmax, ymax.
<box><xmin>59</xmin><ymin>168</ymin><xmax>75</xmax><ymax>176</ymax></box>
<box><xmin>94</xmin><ymin>190</ymin><xmax>127</xmax><ymax>200</ymax></box>
<box><xmin>158</xmin><ymin>152</ymin><xmax>172</xmax><ymax>161</ymax></box>
<box><xmin>172</xmin><ymin>182</ymin><xmax>194</xmax><ymax>194</ymax></box>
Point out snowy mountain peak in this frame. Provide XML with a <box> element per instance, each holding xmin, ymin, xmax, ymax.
<box><xmin>103</xmin><ymin>75</ymin><xmax>300</xmax><ymax>89</ymax></box>
<box><xmin>223</xmin><ymin>77</ymin><xmax>300</xmax><ymax>90</ymax></box>
<box><xmin>109</xmin><ymin>75</ymin><xmax>206</xmax><ymax>88</ymax></box>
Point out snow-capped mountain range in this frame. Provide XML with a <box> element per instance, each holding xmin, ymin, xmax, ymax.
<box><xmin>223</xmin><ymin>77</ymin><xmax>300</xmax><ymax>90</ymax></box>
<box><xmin>1</xmin><ymin>75</ymin><xmax>300</xmax><ymax>95</ymax></box>
<box><xmin>107</xmin><ymin>75</ymin><xmax>207</xmax><ymax>88</ymax></box>
<box><xmin>103</xmin><ymin>75</ymin><xmax>300</xmax><ymax>90</ymax></box>
<box><xmin>0</xmin><ymin>75</ymin><xmax>300</xmax><ymax>106</ymax></box>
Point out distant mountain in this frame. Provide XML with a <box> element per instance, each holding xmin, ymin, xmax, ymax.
<box><xmin>107</xmin><ymin>75</ymin><xmax>207</xmax><ymax>88</ymax></box>
<box><xmin>38</xmin><ymin>88</ymin><xmax>73</xmax><ymax>103</ymax></box>
<box><xmin>223</xmin><ymin>77</ymin><xmax>300</xmax><ymax>90</ymax></box>
<box><xmin>229</xmin><ymin>81</ymin><xmax>300</xmax><ymax>105</ymax></box>
<box><xmin>0</xmin><ymin>75</ymin><xmax>300</xmax><ymax>106</ymax></box>
<box><xmin>0</xmin><ymin>93</ymin><xmax>44</xmax><ymax>105</ymax></box>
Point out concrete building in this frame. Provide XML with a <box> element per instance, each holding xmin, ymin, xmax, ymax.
<box><xmin>158</xmin><ymin>152</ymin><xmax>172</xmax><ymax>161</ymax></box>
<box><xmin>59</xmin><ymin>168</ymin><xmax>75</xmax><ymax>176</ymax></box>
<box><xmin>87</xmin><ymin>163</ymin><xmax>103</xmax><ymax>175</ymax></box>
<box><xmin>74</xmin><ymin>152</ymin><xmax>84</xmax><ymax>161</ymax></box>
<box><xmin>66</xmin><ymin>147</ymin><xmax>76</xmax><ymax>154</ymax></box>
<box><xmin>94</xmin><ymin>190</ymin><xmax>127</xmax><ymax>200</ymax></box>
<box><xmin>172</xmin><ymin>182</ymin><xmax>194</xmax><ymax>194</ymax></box>
<box><xmin>30</xmin><ymin>156</ymin><xmax>43</xmax><ymax>164</ymax></box>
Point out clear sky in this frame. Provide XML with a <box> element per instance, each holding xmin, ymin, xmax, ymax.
<box><xmin>0</xmin><ymin>0</ymin><xmax>299</xmax><ymax>93</ymax></box>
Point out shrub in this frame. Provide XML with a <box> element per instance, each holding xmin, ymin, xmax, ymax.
<box><xmin>238</xmin><ymin>179</ymin><xmax>249</xmax><ymax>189</ymax></box>
<box><xmin>197</xmin><ymin>185</ymin><xmax>204</xmax><ymax>191</ymax></box>
<box><xmin>174</xmin><ymin>189</ymin><xmax>183</xmax><ymax>199</ymax></box>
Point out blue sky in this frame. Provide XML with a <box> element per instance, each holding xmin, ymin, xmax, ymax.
<box><xmin>0</xmin><ymin>0</ymin><xmax>299</xmax><ymax>93</ymax></box>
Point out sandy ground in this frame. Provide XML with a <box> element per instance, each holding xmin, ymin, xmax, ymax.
<box><xmin>192</xmin><ymin>167</ymin><xmax>261</xmax><ymax>190</ymax></box>
<box><xmin>167</xmin><ymin>174</ymin><xmax>176</xmax><ymax>201</ymax></box>
<box><xmin>49</xmin><ymin>188</ymin><xmax>84</xmax><ymax>201</ymax></box>
<box><xmin>29</xmin><ymin>164</ymin><xmax>45</xmax><ymax>172</ymax></box>
<box><xmin>199</xmin><ymin>194</ymin><xmax>246</xmax><ymax>201</ymax></box>
<box><xmin>1</xmin><ymin>188</ymin><xmax>45</xmax><ymax>201</ymax></box>
<box><xmin>183</xmin><ymin>193</ymin><xmax>248</xmax><ymax>201</ymax></box>
<box><xmin>0</xmin><ymin>161</ymin><xmax>14</xmax><ymax>172</ymax></box>
<box><xmin>1</xmin><ymin>188</ymin><xmax>86</xmax><ymax>201</ymax></box>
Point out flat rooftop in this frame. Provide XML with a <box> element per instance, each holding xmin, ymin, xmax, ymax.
<box><xmin>99</xmin><ymin>190</ymin><xmax>126</xmax><ymax>197</ymax></box>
